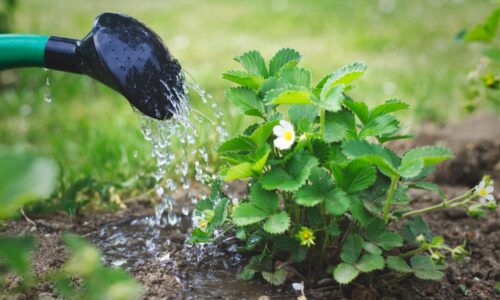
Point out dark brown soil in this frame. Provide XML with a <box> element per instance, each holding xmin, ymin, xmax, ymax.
<box><xmin>1</xmin><ymin>114</ymin><xmax>499</xmax><ymax>300</ymax></box>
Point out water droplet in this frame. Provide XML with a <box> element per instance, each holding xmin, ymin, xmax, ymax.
<box><xmin>168</xmin><ymin>212</ymin><xmax>178</xmax><ymax>226</ymax></box>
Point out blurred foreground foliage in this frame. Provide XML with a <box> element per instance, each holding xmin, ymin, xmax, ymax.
<box><xmin>0</xmin><ymin>147</ymin><xmax>141</xmax><ymax>299</ymax></box>
<box><xmin>459</xmin><ymin>7</ymin><xmax>500</xmax><ymax>113</ymax></box>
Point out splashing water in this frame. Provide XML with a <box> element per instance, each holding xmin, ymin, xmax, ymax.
<box><xmin>138</xmin><ymin>71</ymin><xmax>227</xmax><ymax>228</ymax></box>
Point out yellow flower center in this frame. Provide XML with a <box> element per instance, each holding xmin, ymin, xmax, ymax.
<box><xmin>302</xmin><ymin>232</ymin><xmax>310</xmax><ymax>240</ymax></box>
<box><xmin>479</xmin><ymin>188</ymin><xmax>488</xmax><ymax>197</ymax></box>
<box><xmin>199</xmin><ymin>219</ymin><xmax>208</xmax><ymax>230</ymax></box>
<box><xmin>284</xmin><ymin>130</ymin><xmax>293</xmax><ymax>141</ymax></box>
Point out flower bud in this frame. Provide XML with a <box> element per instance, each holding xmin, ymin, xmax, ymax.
<box><xmin>202</xmin><ymin>209</ymin><xmax>214</xmax><ymax>222</ymax></box>
<box><xmin>451</xmin><ymin>245</ymin><xmax>468</xmax><ymax>261</ymax></box>
<box><xmin>485</xmin><ymin>201</ymin><xmax>497</xmax><ymax>210</ymax></box>
<box><xmin>416</xmin><ymin>234</ymin><xmax>426</xmax><ymax>243</ymax></box>
<box><xmin>467</xmin><ymin>205</ymin><xmax>485</xmax><ymax>218</ymax></box>
<box><xmin>431</xmin><ymin>251</ymin><xmax>445</xmax><ymax>265</ymax></box>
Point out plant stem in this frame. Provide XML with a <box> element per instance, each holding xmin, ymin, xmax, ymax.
<box><xmin>402</xmin><ymin>191</ymin><xmax>474</xmax><ymax>218</ymax></box>
<box><xmin>319</xmin><ymin>108</ymin><xmax>325</xmax><ymax>139</ymax></box>
<box><xmin>383</xmin><ymin>175</ymin><xmax>400</xmax><ymax>223</ymax></box>
<box><xmin>399</xmin><ymin>246</ymin><xmax>425</xmax><ymax>258</ymax></box>
<box><xmin>402</xmin><ymin>202</ymin><xmax>447</xmax><ymax>218</ymax></box>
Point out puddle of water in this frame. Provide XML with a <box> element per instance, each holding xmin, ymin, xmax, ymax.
<box><xmin>91</xmin><ymin>214</ymin><xmax>294</xmax><ymax>299</ymax></box>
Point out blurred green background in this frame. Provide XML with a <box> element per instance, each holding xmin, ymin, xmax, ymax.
<box><xmin>0</xmin><ymin>0</ymin><xmax>495</xmax><ymax>210</ymax></box>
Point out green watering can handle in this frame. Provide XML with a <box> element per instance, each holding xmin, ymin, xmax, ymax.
<box><xmin>0</xmin><ymin>34</ymin><xmax>49</xmax><ymax>70</ymax></box>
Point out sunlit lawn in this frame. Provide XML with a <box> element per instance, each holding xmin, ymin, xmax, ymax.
<box><xmin>0</xmin><ymin>0</ymin><xmax>494</xmax><ymax>202</ymax></box>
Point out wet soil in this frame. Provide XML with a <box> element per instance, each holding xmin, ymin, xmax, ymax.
<box><xmin>1</xmin><ymin>114</ymin><xmax>499</xmax><ymax>299</ymax></box>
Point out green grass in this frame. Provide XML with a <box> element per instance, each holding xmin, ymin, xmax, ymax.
<box><xmin>0</xmin><ymin>0</ymin><xmax>495</xmax><ymax>205</ymax></box>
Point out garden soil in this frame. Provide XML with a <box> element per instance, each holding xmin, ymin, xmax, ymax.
<box><xmin>1</xmin><ymin>114</ymin><xmax>499</xmax><ymax>300</ymax></box>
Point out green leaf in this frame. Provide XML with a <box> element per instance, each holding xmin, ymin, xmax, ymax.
<box><xmin>190</xmin><ymin>227</ymin><xmax>213</xmax><ymax>243</ymax></box>
<box><xmin>327</xmin><ymin>222</ymin><xmax>342</xmax><ymax>237</ymax></box>
<box><xmin>252</xmin><ymin>147</ymin><xmax>271</xmax><ymax>174</ymax></box>
<box><xmin>344</xmin><ymin>98</ymin><xmax>370</xmax><ymax>124</ymax></box>
<box><xmin>317</xmin><ymin>84</ymin><xmax>345</xmax><ymax>112</ymax></box>
<box><xmin>235</xmin><ymin>50</ymin><xmax>268</xmax><ymax>77</ymax></box>
<box><xmin>84</xmin><ymin>267</ymin><xmax>142</xmax><ymax>300</ymax></box>
<box><xmin>280</xmin><ymin>67</ymin><xmax>311</xmax><ymax>88</ymax></box>
<box><xmin>359</xmin><ymin>176</ymin><xmax>389</xmax><ymax>215</ymax></box>
<box><xmin>321</xmin><ymin>62</ymin><xmax>367</xmax><ymax>96</ymax></box>
<box><xmin>324</xmin><ymin>189</ymin><xmax>351</xmax><ymax>216</ymax></box>
<box><xmin>0</xmin><ymin>236</ymin><xmax>34</xmax><ymax>279</ymax></box>
<box><xmin>250</xmin><ymin>120</ymin><xmax>280</xmax><ymax>147</ymax></box>
<box><xmin>311</xmin><ymin>139</ymin><xmax>331</xmax><ymax>163</ymax></box>
<box><xmin>369</xmin><ymin>99</ymin><xmax>409</xmax><ymax>120</ymax></box>
<box><xmin>378</xmin><ymin>133</ymin><xmax>415</xmax><ymax>144</ymax></box>
<box><xmin>289</xmin><ymin>104</ymin><xmax>318</xmax><ymax>132</ymax></box>
<box><xmin>261</xmin><ymin>152</ymin><xmax>319</xmax><ymax>192</ymax></box>
<box><xmin>237</xmin><ymin>267</ymin><xmax>256</xmax><ymax>280</ymax></box>
<box><xmin>430</xmin><ymin>236</ymin><xmax>444</xmax><ymax>248</ymax></box>
<box><xmin>377</xmin><ymin>232</ymin><xmax>403</xmax><ymax>250</ymax></box>
<box><xmin>324</xmin><ymin>118</ymin><xmax>347</xmax><ymax>142</ymax></box>
<box><xmin>483</xmin><ymin>47</ymin><xmax>500</xmax><ymax>64</ymax></box>
<box><xmin>223</xmin><ymin>70</ymin><xmax>264</xmax><ymax>90</ymax></box>
<box><xmin>295</xmin><ymin>167</ymin><xmax>334</xmax><ymax>207</ymax></box>
<box><xmin>0</xmin><ymin>148</ymin><xmax>57</xmax><ymax>219</ymax></box>
<box><xmin>364</xmin><ymin>219</ymin><xmax>402</xmax><ymax>250</ymax></box>
<box><xmin>342</xmin><ymin>140</ymin><xmax>400</xmax><ymax>177</ymax></box>
<box><xmin>231</xmin><ymin>203</ymin><xmax>268</xmax><ymax>226</ymax></box>
<box><xmin>341</xmin><ymin>234</ymin><xmax>364</xmax><ymax>264</ymax></box>
<box><xmin>246</xmin><ymin>253</ymin><xmax>273</xmax><ymax>272</ymax></box>
<box><xmin>262</xmin><ymin>268</ymin><xmax>288</xmax><ymax>286</ymax></box>
<box><xmin>356</xmin><ymin>253</ymin><xmax>384</xmax><ymax>273</ymax></box>
<box><xmin>291</xmin><ymin>246</ymin><xmax>309</xmax><ymax>263</ymax></box>
<box><xmin>63</xmin><ymin>234</ymin><xmax>102</xmax><ymax>275</ymax></box>
<box><xmin>403</xmin><ymin>148</ymin><xmax>452</xmax><ymax>169</ymax></box>
<box><xmin>386</xmin><ymin>256</ymin><xmax>412</xmax><ymax>273</ymax></box>
<box><xmin>349</xmin><ymin>197</ymin><xmax>374</xmax><ymax>226</ymax></box>
<box><xmin>260</xmin><ymin>77</ymin><xmax>287</xmax><ymax>95</ymax></box>
<box><xmin>363</xmin><ymin>242</ymin><xmax>382</xmax><ymax>255</ymax></box>
<box><xmin>263</xmin><ymin>211</ymin><xmax>291</xmax><ymax>234</ymax></box>
<box><xmin>250</xmin><ymin>183</ymin><xmax>278</xmax><ymax>213</ymax></box>
<box><xmin>207</xmin><ymin>198</ymin><xmax>229</xmax><ymax>232</ymax></box>
<box><xmin>411</xmin><ymin>255</ymin><xmax>444</xmax><ymax>280</ymax></box>
<box><xmin>401</xmin><ymin>146</ymin><xmax>453</xmax><ymax>167</ymax></box>
<box><xmin>464</xmin><ymin>8</ymin><xmax>500</xmax><ymax>42</ymax></box>
<box><xmin>269</xmin><ymin>48</ymin><xmax>301</xmax><ymax>76</ymax></box>
<box><xmin>398</xmin><ymin>158</ymin><xmax>424</xmax><ymax>178</ymax></box>
<box><xmin>217</xmin><ymin>135</ymin><xmax>256</xmax><ymax>153</ymax></box>
<box><xmin>223</xmin><ymin>162</ymin><xmax>255</xmax><ymax>181</ymax></box>
<box><xmin>340</xmin><ymin>160</ymin><xmax>376</xmax><ymax>193</ymax></box>
<box><xmin>359</xmin><ymin>114</ymin><xmax>400</xmax><ymax>138</ymax></box>
<box><xmin>401</xmin><ymin>216</ymin><xmax>433</xmax><ymax>246</ymax></box>
<box><xmin>333</xmin><ymin>263</ymin><xmax>360</xmax><ymax>284</ymax></box>
<box><xmin>267</xmin><ymin>87</ymin><xmax>315</xmax><ymax>105</ymax></box>
<box><xmin>225</xmin><ymin>87</ymin><xmax>264</xmax><ymax>117</ymax></box>
<box><xmin>326</xmin><ymin>109</ymin><xmax>357</xmax><ymax>137</ymax></box>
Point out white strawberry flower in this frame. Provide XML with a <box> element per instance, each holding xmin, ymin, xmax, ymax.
<box><xmin>476</xmin><ymin>178</ymin><xmax>494</xmax><ymax>204</ymax></box>
<box><xmin>273</xmin><ymin>120</ymin><xmax>295</xmax><ymax>150</ymax></box>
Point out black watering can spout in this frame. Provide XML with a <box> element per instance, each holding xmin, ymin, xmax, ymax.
<box><xmin>0</xmin><ymin>12</ymin><xmax>184</xmax><ymax>120</ymax></box>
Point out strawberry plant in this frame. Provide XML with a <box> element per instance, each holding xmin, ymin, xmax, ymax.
<box><xmin>190</xmin><ymin>48</ymin><xmax>497</xmax><ymax>288</ymax></box>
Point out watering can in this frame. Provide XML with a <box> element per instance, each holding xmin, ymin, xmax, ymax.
<box><xmin>0</xmin><ymin>12</ymin><xmax>183</xmax><ymax>120</ymax></box>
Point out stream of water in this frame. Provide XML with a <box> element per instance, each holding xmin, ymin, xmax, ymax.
<box><xmin>90</xmin><ymin>72</ymin><xmax>280</xmax><ymax>298</ymax></box>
